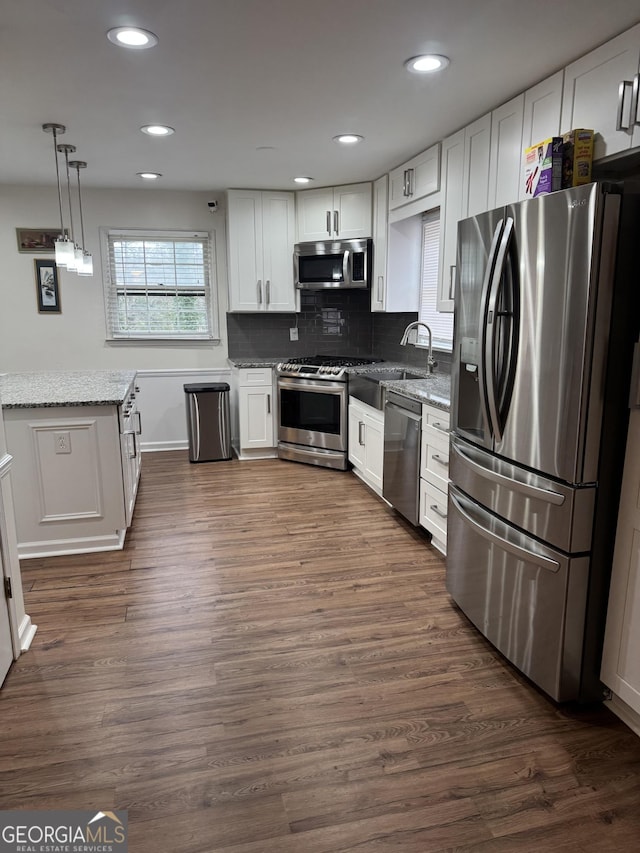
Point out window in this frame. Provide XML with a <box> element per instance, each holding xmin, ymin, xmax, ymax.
<box><xmin>101</xmin><ymin>229</ymin><xmax>217</xmax><ymax>341</ymax></box>
<box><xmin>417</xmin><ymin>210</ymin><xmax>453</xmax><ymax>351</ymax></box>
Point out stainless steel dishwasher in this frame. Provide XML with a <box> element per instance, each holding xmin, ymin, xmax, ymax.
<box><xmin>383</xmin><ymin>390</ymin><xmax>422</xmax><ymax>525</ymax></box>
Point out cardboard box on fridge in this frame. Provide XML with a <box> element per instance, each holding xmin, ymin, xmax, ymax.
<box><xmin>523</xmin><ymin>137</ymin><xmax>563</xmax><ymax>198</ymax></box>
<box><xmin>561</xmin><ymin>129</ymin><xmax>594</xmax><ymax>188</ymax></box>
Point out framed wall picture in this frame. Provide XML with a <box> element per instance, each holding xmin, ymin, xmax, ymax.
<box><xmin>17</xmin><ymin>227</ymin><xmax>61</xmax><ymax>253</ymax></box>
<box><xmin>34</xmin><ymin>259</ymin><xmax>61</xmax><ymax>313</ymax></box>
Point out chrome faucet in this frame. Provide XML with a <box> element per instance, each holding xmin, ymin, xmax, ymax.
<box><xmin>400</xmin><ymin>321</ymin><xmax>438</xmax><ymax>374</ymax></box>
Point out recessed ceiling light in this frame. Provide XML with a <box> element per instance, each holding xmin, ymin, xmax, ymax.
<box><xmin>140</xmin><ymin>125</ymin><xmax>175</xmax><ymax>137</ymax></box>
<box><xmin>404</xmin><ymin>54</ymin><xmax>450</xmax><ymax>73</ymax></box>
<box><xmin>137</xmin><ymin>172</ymin><xmax>162</xmax><ymax>180</ymax></box>
<box><xmin>107</xmin><ymin>27</ymin><xmax>159</xmax><ymax>49</ymax></box>
<box><xmin>333</xmin><ymin>134</ymin><xmax>364</xmax><ymax>145</ymax></box>
<box><xmin>294</xmin><ymin>177</ymin><xmax>313</xmax><ymax>184</ymax></box>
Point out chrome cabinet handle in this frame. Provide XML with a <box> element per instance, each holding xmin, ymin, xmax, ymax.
<box><xmin>123</xmin><ymin>429</ymin><xmax>137</xmax><ymax>458</ymax></box>
<box><xmin>403</xmin><ymin>169</ymin><xmax>409</xmax><ymax>196</ymax></box>
<box><xmin>257</xmin><ymin>279</ymin><xmax>262</xmax><ymax>304</ymax></box>
<box><xmin>449</xmin><ymin>265</ymin><xmax>456</xmax><ymax>300</ymax></box>
<box><xmin>617</xmin><ymin>79</ymin><xmax>634</xmax><ymax>130</ymax></box>
<box><xmin>136</xmin><ymin>411</ymin><xmax>142</xmax><ymax>435</ymax></box>
<box><xmin>333</xmin><ymin>210</ymin><xmax>339</xmax><ymax>235</ymax></box>
<box><xmin>326</xmin><ymin>210</ymin><xmax>332</xmax><ymax>235</ymax></box>
<box><xmin>266</xmin><ymin>393</ymin><xmax>271</xmax><ymax>414</ymax></box>
<box><xmin>358</xmin><ymin>422</ymin><xmax>365</xmax><ymax>445</ymax></box>
<box><xmin>431</xmin><ymin>421</ymin><xmax>449</xmax><ymax>434</ymax></box>
<box><xmin>266</xmin><ymin>280</ymin><xmax>271</xmax><ymax>306</ymax></box>
<box><xmin>632</xmin><ymin>73</ymin><xmax>640</xmax><ymax>127</ymax></box>
<box><xmin>431</xmin><ymin>453</ymin><xmax>449</xmax><ymax>467</ymax></box>
<box><xmin>377</xmin><ymin>275</ymin><xmax>384</xmax><ymax>302</ymax></box>
<box><xmin>430</xmin><ymin>503</ymin><xmax>447</xmax><ymax>519</ymax></box>
<box><xmin>408</xmin><ymin>168</ymin><xmax>415</xmax><ymax>196</ymax></box>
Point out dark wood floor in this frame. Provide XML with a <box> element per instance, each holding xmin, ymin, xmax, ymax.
<box><xmin>2</xmin><ymin>451</ymin><xmax>640</xmax><ymax>851</ymax></box>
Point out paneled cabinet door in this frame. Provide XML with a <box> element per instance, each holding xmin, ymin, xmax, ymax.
<box><xmin>388</xmin><ymin>144</ymin><xmax>440</xmax><ymax>211</ymax></box>
<box><xmin>371</xmin><ymin>175</ymin><xmax>388</xmax><ymax>312</ymax></box>
<box><xmin>488</xmin><ymin>94</ymin><xmax>524</xmax><ymax>209</ymax></box>
<box><xmin>296</xmin><ymin>184</ymin><xmax>372</xmax><ymax>241</ymax></box>
<box><xmin>601</xmin><ymin>409</ymin><xmax>640</xmax><ymax>716</ymax></box>
<box><xmin>261</xmin><ymin>193</ymin><xmax>297</xmax><ymax>311</ymax></box>
<box><xmin>519</xmin><ymin>71</ymin><xmax>564</xmax><ymax>200</ymax></box>
<box><xmin>239</xmin><ymin>386</ymin><xmax>274</xmax><ymax>449</ymax></box>
<box><xmin>227</xmin><ymin>190</ymin><xmax>296</xmax><ymax>312</ymax></box>
<box><xmin>437</xmin><ymin>129</ymin><xmax>465</xmax><ymax>313</ymax></box>
<box><xmin>561</xmin><ymin>24</ymin><xmax>640</xmax><ymax>161</ymax></box>
<box><xmin>462</xmin><ymin>113</ymin><xmax>492</xmax><ymax>218</ymax></box>
<box><xmin>362</xmin><ymin>410</ymin><xmax>384</xmax><ymax>493</ymax></box>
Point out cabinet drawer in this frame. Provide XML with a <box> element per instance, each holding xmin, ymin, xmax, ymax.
<box><xmin>422</xmin><ymin>405</ymin><xmax>450</xmax><ymax>445</ymax></box>
<box><xmin>422</xmin><ymin>439</ymin><xmax>450</xmax><ymax>491</ymax></box>
<box><xmin>238</xmin><ymin>368</ymin><xmax>273</xmax><ymax>387</ymax></box>
<box><xmin>420</xmin><ymin>478</ymin><xmax>449</xmax><ymax>539</ymax></box>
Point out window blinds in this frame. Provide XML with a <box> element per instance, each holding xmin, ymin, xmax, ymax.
<box><xmin>418</xmin><ymin>211</ymin><xmax>453</xmax><ymax>351</ymax></box>
<box><xmin>102</xmin><ymin>230</ymin><xmax>214</xmax><ymax>339</ymax></box>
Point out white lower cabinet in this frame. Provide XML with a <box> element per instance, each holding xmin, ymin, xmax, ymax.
<box><xmin>348</xmin><ymin>398</ymin><xmax>384</xmax><ymax>495</ymax></box>
<box><xmin>4</xmin><ymin>400</ymin><xmax>139</xmax><ymax>559</ymax></box>
<box><xmin>419</xmin><ymin>404</ymin><xmax>450</xmax><ymax>555</ymax></box>
<box><xmin>232</xmin><ymin>367</ymin><xmax>277</xmax><ymax>459</ymax></box>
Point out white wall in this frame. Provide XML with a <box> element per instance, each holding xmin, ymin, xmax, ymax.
<box><xmin>0</xmin><ymin>184</ymin><xmax>229</xmax><ymax>371</ymax></box>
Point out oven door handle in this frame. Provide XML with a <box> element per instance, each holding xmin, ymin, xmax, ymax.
<box><xmin>277</xmin><ymin>376</ymin><xmax>346</xmax><ymax>393</ymax></box>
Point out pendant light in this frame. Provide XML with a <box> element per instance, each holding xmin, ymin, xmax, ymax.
<box><xmin>42</xmin><ymin>123</ymin><xmax>75</xmax><ymax>268</ymax></box>
<box><xmin>69</xmin><ymin>160</ymin><xmax>93</xmax><ymax>276</ymax></box>
<box><xmin>57</xmin><ymin>142</ymin><xmax>80</xmax><ymax>271</ymax></box>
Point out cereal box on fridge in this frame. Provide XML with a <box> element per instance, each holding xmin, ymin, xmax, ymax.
<box><xmin>561</xmin><ymin>129</ymin><xmax>594</xmax><ymax>188</ymax></box>
<box><xmin>523</xmin><ymin>137</ymin><xmax>563</xmax><ymax>198</ymax></box>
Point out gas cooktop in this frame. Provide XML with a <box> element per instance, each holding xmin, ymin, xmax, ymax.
<box><xmin>277</xmin><ymin>355</ymin><xmax>380</xmax><ymax>380</ymax></box>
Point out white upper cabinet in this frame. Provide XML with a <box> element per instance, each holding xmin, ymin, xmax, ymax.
<box><xmin>488</xmin><ymin>94</ymin><xmax>524</xmax><ymax>209</ymax></box>
<box><xmin>462</xmin><ymin>114</ymin><xmax>492</xmax><ymax>217</ymax></box>
<box><xmin>296</xmin><ymin>183</ymin><xmax>372</xmax><ymax>242</ymax></box>
<box><xmin>227</xmin><ymin>189</ymin><xmax>296</xmax><ymax>312</ymax></box>
<box><xmin>437</xmin><ymin>129</ymin><xmax>465</xmax><ymax>313</ymax></box>
<box><xmin>561</xmin><ymin>23</ymin><xmax>640</xmax><ymax>161</ymax></box>
<box><xmin>388</xmin><ymin>144</ymin><xmax>440</xmax><ymax>211</ymax></box>
<box><xmin>371</xmin><ymin>175</ymin><xmax>388</xmax><ymax>312</ymax></box>
<box><xmin>519</xmin><ymin>71</ymin><xmax>564</xmax><ymax>200</ymax></box>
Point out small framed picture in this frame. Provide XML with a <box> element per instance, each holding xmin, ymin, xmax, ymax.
<box><xmin>35</xmin><ymin>259</ymin><xmax>61</xmax><ymax>313</ymax></box>
<box><xmin>16</xmin><ymin>228</ymin><xmax>62</xmax><ymax>253</ymax></box>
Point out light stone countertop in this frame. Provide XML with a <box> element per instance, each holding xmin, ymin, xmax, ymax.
<box><xmin>348</xmin><ymin>363</ymin><xmax>451</xmax><ymax>412</ymax></box>
<box><xmin>0</xmin><ymin>370</ymin><xmax>137</xmax><ymax>409</ymax></box>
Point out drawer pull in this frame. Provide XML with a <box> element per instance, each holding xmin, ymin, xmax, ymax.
<box><xmin>431</xmin><ymin>421</ymin><xmax>449</xmax><ymax>433</ymax></box>
<box><xmin>431</xmin><ymin>453</ymin><xmax>449</xmax><ymax>467</ymax></box>
<box><xmin>430</xmin><ymin>503</ymin><xmax>447</xmax><ymax>519</ymax></box>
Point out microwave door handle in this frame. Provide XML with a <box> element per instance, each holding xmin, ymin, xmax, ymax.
<box><xmin>342</xmin><ymin>250</ymin><xmax>350</xmax><ymax>284</ymax></box>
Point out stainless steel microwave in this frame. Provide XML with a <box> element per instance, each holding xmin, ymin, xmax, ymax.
<box><xmin>294</xmin><ymin>238</ymin><xmax>372</xmax><ymax>290</ymax></box>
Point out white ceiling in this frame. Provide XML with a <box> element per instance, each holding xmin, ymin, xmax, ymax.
<box><xmin>1</xmin><ymin>1</ymin><xmax>639</xmax><ymax>192</ymax></box>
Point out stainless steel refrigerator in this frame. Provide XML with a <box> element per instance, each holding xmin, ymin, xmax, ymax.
<box><xmin>447</xmin><ymin>181</ymin><xmax>640</xmax><ymax>703</ymax></box>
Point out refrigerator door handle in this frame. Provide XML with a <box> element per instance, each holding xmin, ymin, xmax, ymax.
<box><xmin>450</xmin><ymin>439</ymin><xmax>566</xmax><ymax>506</ymax></box>
<box><xmin>484</xmin><ymin>216</ymin><xmax>515</xmax><ymax>443</ymax></box>
<box><xmin>450</xmin><ymin>491</ymin><xmax>561</xmax><ymax>573</ymax></box>
<box><xmin>477</xmin><ymin>218</ymin><xmax>504</xmax><ymax>440</ymax></box>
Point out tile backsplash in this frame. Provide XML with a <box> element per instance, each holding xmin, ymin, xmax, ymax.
<box><xmin>227</xmin><ymin>295</ymin><xmax>451</xmax><ymax>373</ymax></box>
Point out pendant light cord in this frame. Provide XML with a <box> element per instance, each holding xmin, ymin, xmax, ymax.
<box><xmin>62</xmin><ymin>148</ymin><xmax>76</xmax><ymax>244</ymax></box>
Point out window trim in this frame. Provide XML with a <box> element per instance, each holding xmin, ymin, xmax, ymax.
<box><xmin>100</xmin><ymin>227</ymin><xmax>220</xmax><ymax>343</ymax></box>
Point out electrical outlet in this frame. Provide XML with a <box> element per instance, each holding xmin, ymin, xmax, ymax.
<box><xmin>54</xmin><ymin>430</ymin><xmax>71</xmax><ymax>454</ymax></box>
<box><xmin>289</xmin><ymin>327</ymin><xmax>299</xmax><ymax>341</ymax></box>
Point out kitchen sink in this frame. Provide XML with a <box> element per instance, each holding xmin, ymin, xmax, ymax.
<box><xmin>349</xmin><ymin>369</ymin><xmax>428</xmax><ymax>410</ymax></box>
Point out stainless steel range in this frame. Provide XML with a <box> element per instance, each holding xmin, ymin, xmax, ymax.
<box><xmin>276</xmin><ymin>355</ymin><xmax>379</xmax><ymax>470</ymax></box>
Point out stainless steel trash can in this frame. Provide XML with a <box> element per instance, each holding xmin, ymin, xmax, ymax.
<box><xmin>184</xmin><ymin>382</ymin><xmax>232</xmax><ymax>462</ymax></box>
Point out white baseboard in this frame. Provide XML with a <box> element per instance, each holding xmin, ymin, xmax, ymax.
<box><xmin>18</xmin><ymin>529</ymin><xmax>127</xmax><ymax>560</ymax></box>
<box><xmin>18</xmin><ymin>614</ymin><xmax>37</xmax><ymax>652</ymax></box>
<box><xmin>605</xmin><ymin>693</ymin><xmax>640</xmax><ymax>738</ymax></box>
<box><xmin>141</xmin><ymin>440</ymin><xmax>189</xmax><ymax>453</ymax></box>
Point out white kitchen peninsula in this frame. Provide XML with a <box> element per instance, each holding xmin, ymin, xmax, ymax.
<box><xmin>0</xmin><ymin>370</ymin><xmax>140</xmax><ymax>558</ymax></box>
